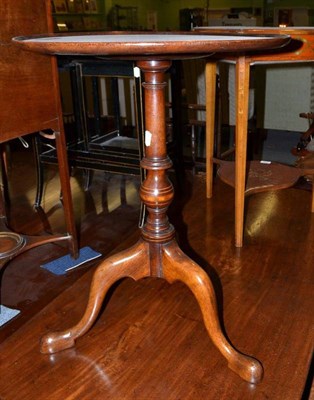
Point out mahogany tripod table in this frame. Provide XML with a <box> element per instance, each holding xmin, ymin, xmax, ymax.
<box><xmin>14</xmin><ymin>32</ymin><xmax>290</xmax><ymax>384</ymax></box>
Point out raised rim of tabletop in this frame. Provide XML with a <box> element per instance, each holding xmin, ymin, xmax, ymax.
<box><xmin>12</xmin><ymin>31</ymin><xmax>291</xmax><ymax>59</ymax></box>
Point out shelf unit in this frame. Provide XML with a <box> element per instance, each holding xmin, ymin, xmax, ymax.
<box><xmin>107</xmin><ymin>5</ymin><xmax>138</xmax><ymax>31</ymax></box>
<box><xmin>52</xmin><ymin>0</ymin><xmax>105</xmax><ymax>32</ymax></box>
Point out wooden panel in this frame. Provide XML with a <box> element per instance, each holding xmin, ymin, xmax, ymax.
<box><xmin>0</xmin><ymin>0</ymin><xmax>58</xmax><ymax>142</ymax></box>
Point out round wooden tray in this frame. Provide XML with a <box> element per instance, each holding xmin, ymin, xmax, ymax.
<box><xmin>215</xmin><ymin>159</ymin><xmax>302</xmax><ymax>195</ymax></box>
<box><xmin>12</xmin><ymin>32</ymin><xmax>290</xmax><ymax>59</ymax></box>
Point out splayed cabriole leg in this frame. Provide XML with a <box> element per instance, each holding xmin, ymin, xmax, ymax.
<box><xmin>162</xmin><ymin>240</ymin><xmax>263</xmax><ymax>384</ymax></box>
<box><xmin>40</xmin><ymin>239</ymin><xmax>150</xmax><ymax>354</ymax></box>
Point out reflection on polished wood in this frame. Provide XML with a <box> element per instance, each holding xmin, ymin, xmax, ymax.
<box><xmin>0</xmin><ymin>155</ymin><xmax>312</xmax><ymax>398</ymax></box>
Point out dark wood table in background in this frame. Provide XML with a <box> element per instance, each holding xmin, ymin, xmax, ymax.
<box><xmin>13</xmin><ymin>32</ymin><xmax>290</xmax><ymax>384</ymax></box>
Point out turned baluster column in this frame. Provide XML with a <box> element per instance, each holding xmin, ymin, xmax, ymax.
<box><xmin>137</xmin><ymin>60</ymin><xmax>175</xmax><ymax>277</ymax></box>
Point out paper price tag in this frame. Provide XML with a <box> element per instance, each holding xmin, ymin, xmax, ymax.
<box><xmin>145</xmin><ymin>130</ymin><xmax>152</xmax><ymax>146</ymax></box>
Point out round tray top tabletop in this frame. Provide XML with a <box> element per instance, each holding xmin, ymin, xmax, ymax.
<box><xmin>13</xmin><ymin>32</ymin><xmax>290</xmax><ymax>58</ymax></box>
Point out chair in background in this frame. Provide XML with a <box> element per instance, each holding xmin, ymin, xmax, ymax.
<box><xmin>34</xmin><ymin>59</ymin><xmax>146</xmax><ymax>226</ymax></box>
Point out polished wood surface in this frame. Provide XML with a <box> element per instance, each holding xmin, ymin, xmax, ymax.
<box><xmin>198</xmin><ymin>27</ymin><xmax>314</xmax><ymax>247</ymax></box>
<box><xmin>0</xmin><ymin>0</ymin><xmax>77</xmax><ymax>260</ymax></box>
<box><xmin>0</xmin><ymin>152</ymin><xmax>313</xmax><ymax>399</ymax></box>
<box><xmin>11</xmin><ymin>33</ymin><xmax>292</xmax><ymax>383</ymax></box>
<box><xmin>13</xmin><ymin>32</ymin><xmax>290</xmax><ymax>58</ymax></box>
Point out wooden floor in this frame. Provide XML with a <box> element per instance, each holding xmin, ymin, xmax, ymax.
<box><xmin>0</xmin><ymin>143</ymin><xmax>313</xmax><ymax>399</ymax></box>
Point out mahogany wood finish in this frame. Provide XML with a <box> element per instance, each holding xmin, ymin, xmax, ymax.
<box><xmin>13</xmin><ymin>32</ymin><xmax>290</xmax><ymax>384</ymax></box>
<box><xmin>0</xmin><ymin>0</ymin><xmax>77</xmax><ymax>266</ymax></box>
<box><xmin>196</xmin><ymin>27</ymin><xmax>314</xmax><ymax>247</ymax></box>
<box><xmin>0</xmin><ymin>167</ymin><xmax>313</xmax><ymax>399</ymax></box>
<box><xmin>13</xmin><ymin>32</ymin><xmax>290</xmax><ymax>58</ymax></box>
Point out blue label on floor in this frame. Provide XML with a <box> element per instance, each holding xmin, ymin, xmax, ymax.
<box><xmin>41</xmin><ymin>246</ymin><xmax>102</xmax><ymax>276</ymax></box>
<box><xmin>0</xmin><ymin>305</ymin><xmax>21</xmax><ymax>327</ymax></box>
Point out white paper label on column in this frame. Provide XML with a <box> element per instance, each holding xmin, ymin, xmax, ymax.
<box><xmin>133</xmin><ymin>67</ymin><xmax>140</xmax><ymax>78</ymax></box>
<box><xmin>145</xmin><ymin>130</ymin><xmax>152</xmax><ymax>147</ymax></box>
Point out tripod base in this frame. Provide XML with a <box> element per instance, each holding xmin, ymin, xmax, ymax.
<box><xmin>40</xmin><ymin>238</ymin><xmax>263</xmax><ymax>384</ymax></box>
